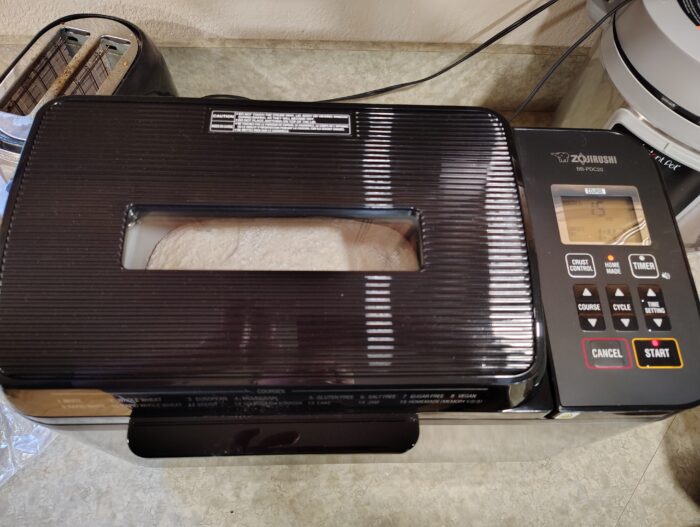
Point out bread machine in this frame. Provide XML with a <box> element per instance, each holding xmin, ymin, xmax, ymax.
<box><xmin>0</xmin><ymin>97</ymin><xmax>697</xmax><ymax>460</ymax></box>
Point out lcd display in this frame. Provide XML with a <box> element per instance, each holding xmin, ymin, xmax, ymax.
<box><xmin>552</xmin><ymin>185</ymin><xmax>651</xmax><ymax>246</ymax></box>
<box><xmin>561</xmin><ymin>196</ymin><xmax>642</xmax><ymax>244</ymax></box>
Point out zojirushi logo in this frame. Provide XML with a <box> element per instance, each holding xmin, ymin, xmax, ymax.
<box><xmin>551</xmin><ymin>152</ymin><xmax>618</xmax><ymax>165</ymax></box>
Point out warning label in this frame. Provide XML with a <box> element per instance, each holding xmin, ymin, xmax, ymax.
<box><xmin>209</xmin><ymin>110</ymin><xmax>352</xmax><ymax>136</ymax></box>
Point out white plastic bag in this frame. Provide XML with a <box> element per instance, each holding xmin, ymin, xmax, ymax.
<box><xmin>0</xmin><ymin>394</ymin><xmax>54</xmax><ymax>487</ymax></box>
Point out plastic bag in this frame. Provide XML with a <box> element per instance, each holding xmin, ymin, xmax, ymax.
<box><xmin>0</xmin><ymin>394</ymin><xmax>54</xmax><ymax>487</ymax></box>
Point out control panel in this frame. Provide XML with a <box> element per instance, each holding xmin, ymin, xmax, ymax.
<box><xmin>514</xmin><ymin>129</ymin><xmax>700</xmax><ymax>411</ymax></box>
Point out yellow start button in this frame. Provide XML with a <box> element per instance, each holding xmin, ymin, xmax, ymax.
<box><xmin>633</xmin><ymin>338</ymin><xmax>683</xmax><ymax>369</ymax></box>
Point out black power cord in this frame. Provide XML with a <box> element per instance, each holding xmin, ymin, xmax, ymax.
<box><xmin>202</xmin><ymin>0</ymin><xmax>631</xmax><ymax>110</ymax></box>
<box><xmin>509</xmin><ymin>0</ymin><xmax>635</xmax><ymax>122</ymax></box>
<box><xmin>319</xmin><ymin>0</ymin><xmax>562</xmax><ymax>103</ymax></box>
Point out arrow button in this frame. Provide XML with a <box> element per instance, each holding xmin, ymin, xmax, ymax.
<box><xmin>574</xmin><ymin>286</ymin><xmax>602</xmax><ymax>317</ymax></box>
<box><xmin>644</xmin><ymin>315</ymin><xmax>670</xmax><ymax>331</ymax></box>
<box><xmin>574</xmin><ymin>285</ymin><xmax>600</xmax><ymax>302</ymax></box>
<box><xmin>613</xmin><ymin>315</ymin><xmax>638</xmax><ymax>331</ymax></box>
<box><xmin>606</xmin><ymin>285</ymin><xmax>631</xmax><ymax>302</ymax></box>
<box><xmin>579</xmin><ymin>315</ymin><xmax>605</xmax><ymax>331</ymax></box>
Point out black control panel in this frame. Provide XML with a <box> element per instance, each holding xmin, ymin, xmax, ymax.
<box><xmin>514</xmin><ymin>129</ymin><xmax>700</xmax><ymax>411</ymax></box>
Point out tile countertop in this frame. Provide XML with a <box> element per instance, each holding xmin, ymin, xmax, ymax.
<box><xmin>0</xmin><ymin>40</ymin><xmax>589</xmax><ymax>119</ymax></box>
<box><xmin>0</xmin><ymin>41</ymin><xmax>699</xmax><ymax>527</ymax></box>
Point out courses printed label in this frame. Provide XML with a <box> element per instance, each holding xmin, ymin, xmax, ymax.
<box><xmin>209</xmin><ymin>110</ymin><xmax>352</xmax><ymax>136</ymax></box>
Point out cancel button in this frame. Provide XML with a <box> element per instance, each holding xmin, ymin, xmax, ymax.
<box><xmin>583</xmin><ymin>339</ymin><xmax>631</xmax><ymax>369</ymax></box>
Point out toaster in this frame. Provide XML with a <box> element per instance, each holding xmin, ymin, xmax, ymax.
<box><xmin>0</xmin><ymin>14</ymin><xmax>176</xmax><ymax>198</ymax></box>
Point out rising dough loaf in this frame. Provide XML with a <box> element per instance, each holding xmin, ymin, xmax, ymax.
<box><xmin>146</xmin><ymin>218</ymin><xmax>418</xmax><ymax>271</ymax></box>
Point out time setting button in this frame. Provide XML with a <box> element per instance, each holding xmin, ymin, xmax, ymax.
<box><xmin>639</xmin><ymin>285</ymin><xmax>671</xmax><ymax>331</ymax></box>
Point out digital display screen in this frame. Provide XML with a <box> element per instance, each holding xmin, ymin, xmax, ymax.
<box><xmin>552</xmin><ymin>185</ymin><xmax>651</xmax><ymax>246</ymax></box>
<box><xmin>561</xmin><ymin>196</ymin><xmax>643</xmax><ymax>244</ymax></box>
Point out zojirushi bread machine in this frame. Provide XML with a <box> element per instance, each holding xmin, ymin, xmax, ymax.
<box><xmin>0</xmin><ymin>97</ymin><xmax>698</xmax><ymax>460</ymax></box>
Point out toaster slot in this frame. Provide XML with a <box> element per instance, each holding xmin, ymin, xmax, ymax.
<box><xmin>0</xmin><ymin>28</ymin><xmax>90</xmax><ymax>115</ymax></box>
<box><xmin>63</xmin><ymin>36</ymin><xmax>131</xmax><ymax>96</ymax></box>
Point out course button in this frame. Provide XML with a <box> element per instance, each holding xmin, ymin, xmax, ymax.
<box><xmin>579</xmin><ymin>315</ymin><xmax>605</xmax><ymax>331</ymax></box>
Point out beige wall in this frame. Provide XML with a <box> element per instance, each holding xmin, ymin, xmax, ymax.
<box><xmin>0</xmin><ymin>0</ymin><xmax>590</xmax><ymax>46</ymax></box>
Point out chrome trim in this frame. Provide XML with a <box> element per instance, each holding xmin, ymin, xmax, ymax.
<box><xmin>27</xmin><ymin>411</ymin><xmax>664</xmax><ymax>427</ymax></box>
<box><xmin>28</xmin><ymin>415</ymin><xmax>130</xmax><ymax>425</ymax></box>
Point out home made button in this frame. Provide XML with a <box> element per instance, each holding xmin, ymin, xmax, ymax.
<box><xmin>583</xmin><ymin>338</ymin><xmax>631</xmax><ymax>369</ymax></box>
<box><xmin>566</xmin><ymin>253</ymin><xmax>596</xmax><ymax>278</ymax></box>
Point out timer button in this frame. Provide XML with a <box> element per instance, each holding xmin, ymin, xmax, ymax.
<box><xmin>629</xmin><ymin>254</ymin><xmax>659</xmax><ymax>278</ymax></box>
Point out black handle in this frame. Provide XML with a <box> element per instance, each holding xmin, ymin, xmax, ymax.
<box><xmin>127</xmin><ymin>413</ymin><xmax>419</xmax><ymax>458</ymax></box>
